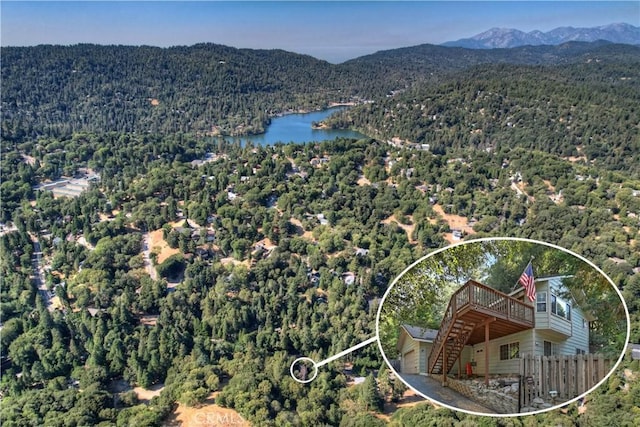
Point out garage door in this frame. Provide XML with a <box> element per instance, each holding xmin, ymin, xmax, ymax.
<box><xmin>402</xmin><ymin>349</ymin><xmax>418</xmax><ymax>374</ymax></box>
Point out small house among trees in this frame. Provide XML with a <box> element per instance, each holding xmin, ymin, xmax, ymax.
<box><xmin>398</xmin><ymin>276</ymin><xmax>593</xmax><ymax>383</ymax></box>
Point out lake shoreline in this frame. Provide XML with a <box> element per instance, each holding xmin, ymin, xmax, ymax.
<box><xmin>218</xmin><ymin>104</ymin><xmax>366</xmax><ymax>145</ymax></box>
<box><xmin>270</xmin><ymin>102</ymin><xmax>358</xmax><ymax>119</ymax></box>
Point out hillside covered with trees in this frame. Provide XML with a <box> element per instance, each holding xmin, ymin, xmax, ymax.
<box><xmin>326</xmin><ymin>56</ymin><xmax>640</xmax><ymax>176</ymax></box>
<box><xmin>1</xmin><ymin>41</ymin><xmax>639</xmax><ymax>426</ymax></box>
<box><xmin>3</xmin><ymin>41</ymin><xmax>638</xmax><ymax>140</ymax></box>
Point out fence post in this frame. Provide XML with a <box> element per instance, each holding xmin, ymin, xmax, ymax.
<box><xmin>521</xmin><ymin>353</ymin><xmax>611</xmax><ymax>408</ymax></box>
<box><xmin>597</xmin><ymin>354</ymin><xmax>605</xmax><ymax>383</ymax></box>
<box><xmin>576</xmin><ymin>354</ymin><xmax>586</xmax><ymax>393</ymax></box>
<box><xmin>518</xmin><ymin>373</ymin><xmax>522</xmax><ymax>412</ymax></box>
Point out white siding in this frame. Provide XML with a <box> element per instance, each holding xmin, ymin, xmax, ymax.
<box><xmin>418</xmin><ymin>342</ymin><xmax>431</xmax><ymax>374</ymax></box>
<box><xmin>448</xmin><ymin>345</ymin><xmax>473</xmax><ymax>374</ymax></box>
<box><xmin>399</xmin><ymin>332</ymin><xmax>436</xmax><ymax>374</ymax></box>
<box><xmin>534</xmin><ymin>280</ymin><xmax>550</xmax><ymax>329</ymax></box>
<box><xmin>471</xmin><ymin>329</ymin><xmax>536</xmax><ymax>375</ymax></box>
<box><xmin>403</xmin><ymin>349</ymin><xmax>418</xmax><ymax>374</ymax></box>
<box><xmin>535</xmin><ymin>277</ymin><xmax>590</xmax><ymax>353</ymax></box>
<box><xmin>399</xmin><ymin>335</ymin><xmax>420</xmax><ymax>374</ymax></box>
<box><xmin>555</xmin><ymin>304</ymin><xmax>589</xmax><ymax>354</ymax></box>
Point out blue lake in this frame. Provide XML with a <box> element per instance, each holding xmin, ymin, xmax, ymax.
<box><xmin>223</xmin><ymin>106</ymin><xmax>366</xmax><ymax>145</ymax></box>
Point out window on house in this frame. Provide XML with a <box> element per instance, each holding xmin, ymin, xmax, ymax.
<box><xmin>500</xmin><ymin>342</ymin><xmax>520</xmax><ymax>360</ymax></box>
<box><xmin>576</xmin><ymin>348</ymin><xmax>586</xmax><ymax>355</ymax></box>
<box><xmin>551</xmin><ymin>293</ymin><xmax>571</xmax><ymax>320</ymax></box>
<box><xmin>536</xmin><ymin>292</ymin><xmax>547</xmax><ymax>312</ymax></box>
<box><xmin>510</xmin><ymin>342</ymin><xmax>520</xmax><ymax>359</ymax></box>
<box><xmin>500</xmin><ymin>344</ymin><xmax>508</xmax><ymax>360</ymax></box>
<box><xmin>544</xmin><ymin>340</ymin><xmax>558</xmax><ymax>356</ymax></box>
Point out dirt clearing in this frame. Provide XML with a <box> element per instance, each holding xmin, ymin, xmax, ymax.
<box><xmin>431</xmin><ymin>204</ymin><xmax>476</xmax><ymax>243</ymax></box>
<box><xmin>167</xmin><ymin>392</ymin><xmax>249</xmax><ymax>426</ymax></box>
<box><xmin>149</xmin><ymin>229</ymin><xmax>180</xmax><ymax>264</ymax></box>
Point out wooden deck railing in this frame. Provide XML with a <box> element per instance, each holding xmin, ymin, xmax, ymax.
<box><xmin>452</xmin><ymin>280</ymin><xmax>534</xmax><ymax>325</ymax></box>
<box><xmin>428</xmin><ymin>280</ymin><xmax>534</xmax><ymax>374</ymax></box>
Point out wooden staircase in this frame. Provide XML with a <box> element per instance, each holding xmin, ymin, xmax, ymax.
<box><xmin>428</xmin><ymin>299</ymin><xmax>475</xmax><ymax>375</ymax></box>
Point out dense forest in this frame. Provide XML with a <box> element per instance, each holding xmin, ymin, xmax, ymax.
<box><xmin>325</xmin><ymin>59</ymin><xmax>640</xmax><ymax>176</ymax></box>
<box><xmin>3</xmin><ymin>42</ymin><xmax>638</xmax><ymax>139</ymax></box>
<box><xmin>1</xmin><ymin>41</ymin><xmax>639</xmax><ymax>426</ymax></box>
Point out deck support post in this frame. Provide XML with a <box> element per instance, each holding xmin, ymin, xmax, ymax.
<box><xmin>485</xmin><ymin>321</ymin><xmax>490</xmax><ymax>386</ymax></box>
<box><xmin>458</xmin><ymin>356</ymin><xmax>462</xmax><ymax>379</ymax></box>
<box><xmin>443</xmin><ymin>341</ymin><xmax>447</xmax><ymax>386</ymax></box>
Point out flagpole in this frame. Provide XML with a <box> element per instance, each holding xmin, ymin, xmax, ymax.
<box><xmin>511</xmin><ymin>256</ymin><xmax>535</xmax><ymax>292</ymax></box>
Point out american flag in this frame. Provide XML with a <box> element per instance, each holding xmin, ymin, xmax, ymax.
<box><xmin>519</xmin><ymin>262</ymin><xmax>535</xmax><ymax>302</ymax></box>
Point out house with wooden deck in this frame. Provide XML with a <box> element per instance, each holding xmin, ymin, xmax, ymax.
<box><xmin>398</xmin><ymin>276</ymin><xmax>592</xmax><ymax>385</ymax></box>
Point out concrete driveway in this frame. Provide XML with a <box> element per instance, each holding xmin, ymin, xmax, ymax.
<box><xmin>401</xmin><ymin>374</ymin><xmax>495</xmax><ymax>414</ymax></box>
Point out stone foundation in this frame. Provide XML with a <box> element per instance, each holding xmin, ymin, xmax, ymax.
<box><xmin>443</xmin><ymin>376</ymin><xmax>519</xmax><ymax>414</ymax></box>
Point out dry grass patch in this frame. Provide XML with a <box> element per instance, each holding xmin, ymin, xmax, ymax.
<box><xmin>167</xmin><ymin>392</ymin><xmax>249</xmax><ymax>427</ymax></box>
<box><xmin>543</xmin><ymin>180</ymin><xmax>556</xmax><ymax>192</ymax></box>
<box><xmin>357</xmin><ymin>175</ymin><xmax>371</xmax><ymax>186</ymax></box>
<box><xmin>289</xmin><ymin>217</ymin><xmax>316</xmax><ymax>242</ymax></box>
<box><xmin>377</xmin><ymin>389</ymin><xmax>427</xmax><ymax>422</ymax></box>
<box><xmin>255</xmin><ymin>237</ymin><xmax>277</xmax><ymax>251</ymax></box>
<box><xmin>564</xmin><ymin>155</ymin><xmax>587</xmax><ymax>163</ymax></box>
<box><xmin>50</xmin><ymin>295</ymin><xmax>63</xmax><ymax>310</ymax></box>
<box><xmin>431</xmin><ymin>204</ymin><xmax>476</xmax><ymax>244</ymax></box>
<box><xmin>316</xmin><ymin>288</ymin><xmax>328</xmax><ymax>298</ymax></box>
<box><xmin>220</xmin><ymin>257</ymin><xmax>251</xmax><ymax>268</ymax></box>
<box><xmin>133</xmin><ymin>383</ymin><xmax>164</xmax><ymax>402</ymax></box>
<box><xmin>149</xmin><ymin>229</ymin><xmax>180</xmax><ymax>264</ymax></box>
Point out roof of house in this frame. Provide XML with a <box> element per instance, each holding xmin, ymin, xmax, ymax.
<box><xmin>401</xmin><ymin>324</ymin><xmax>438</xmax><ymax>342</ymax></box>
<box><xmin>630</xmin><ymin>343</ymin><xmax>640</xmax><ymax>360</ymax></box>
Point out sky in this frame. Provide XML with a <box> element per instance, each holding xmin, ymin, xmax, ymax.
<box><xmin>1</xmin><ymin>1</ymin><xmax>639</xmax><ymax>63</ymax></box>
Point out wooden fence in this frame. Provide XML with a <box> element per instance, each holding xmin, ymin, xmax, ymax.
<box><xmin>519</xmin><ymin>353</ymin><xmax>612</xmax><ymax>409</ymax></box>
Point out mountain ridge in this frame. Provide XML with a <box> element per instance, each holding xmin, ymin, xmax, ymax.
<box><xmin>443</xmin><ymin>23</ymin><xmax>640</xmax><ymax>49</ymax></box>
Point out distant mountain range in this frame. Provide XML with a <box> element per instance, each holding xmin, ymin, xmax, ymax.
<box><xmin>443</xmin><ymin>23</ymin><xmax>640</xmax><ymax>49</ymax></box>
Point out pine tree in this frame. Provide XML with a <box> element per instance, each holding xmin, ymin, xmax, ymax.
<box><xmin>359</xmin><ymin>373</ymin><xmax>383</xmax><ymax>412</ymax></box>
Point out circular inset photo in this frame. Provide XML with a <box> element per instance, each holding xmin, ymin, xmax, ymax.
<box><xmin>376</xmin><ymin>237</ymin><xmax>629</xmax><ymax>416</ymax></box>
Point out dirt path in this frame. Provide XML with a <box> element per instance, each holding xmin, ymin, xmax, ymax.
<box><xmin>510</xmin><ymin>182</ymin><xmax>534</xmax><ymax>203</ymax></box>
